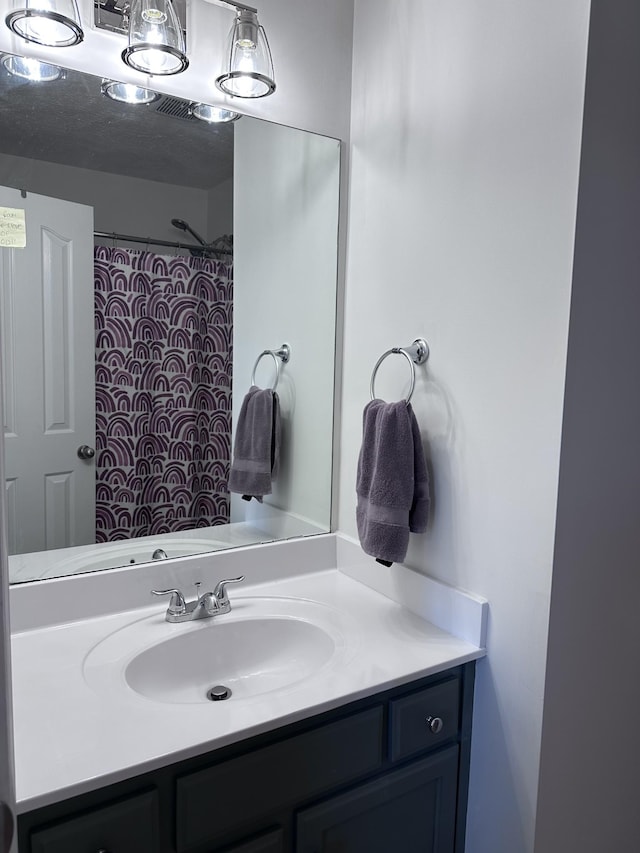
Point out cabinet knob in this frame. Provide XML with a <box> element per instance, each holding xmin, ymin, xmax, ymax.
<box><xmin>426</xmin><ymin>715</ymin><xmax>444</xmax><ymax>734</ymax></box>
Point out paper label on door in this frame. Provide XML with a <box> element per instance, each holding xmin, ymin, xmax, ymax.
<box><xmin>0</xmin><ymin>207</ymin><xmax>26</xmax><ymax>248</ymax></box>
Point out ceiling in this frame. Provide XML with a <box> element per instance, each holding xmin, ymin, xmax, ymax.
<box><xmin>0</xmin><ymin>58</ymin><xmax>235</xmax><ymax>190</ymax></box>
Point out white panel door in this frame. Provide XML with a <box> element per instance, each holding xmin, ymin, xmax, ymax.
<box><xmin>0</xmin><ymin>340</ymin><xmax>16</xmax><ymax>851</ymax></box>
<box><xmin>0</xmin><ymin>543</ymin><xmax>14</xmax><ymax>853</ymax></box>
<box><xmin>0</xmin><ymin>187</ymin><xmax>95</xmax><ymax>555</ymax></box>
<box><xmin>0</xmin><ymin>513</ymin><xmax>15</xmax><ymax>853</ymax></box>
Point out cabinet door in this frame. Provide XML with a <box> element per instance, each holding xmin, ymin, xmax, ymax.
<box><xmin>177</xmin><ymin>708</ymin><xmax>383</xmax><ymax>851</ymax></box>
<box><xmin>29</xmin><ymin>790</ymin><xmax>159</xmax><ymax>853</ymax></box>
<box><xmin>297</xmin><ymin>746</ymin><xmax>459</xmax><ymax>853</ymax></box>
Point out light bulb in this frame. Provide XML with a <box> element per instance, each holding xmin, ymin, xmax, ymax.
<box><xmin>2</xmin><ymin>54</ymin><xmax>64</xmax><ymax>81</ymax></box>
<box><xmin>101</xmin><ymin>79</ymin><xmax>159</xmax><ymax>104</ymax></box>
<box><xmin>190</xmin><ymin>103</ymin><xmax>240</xmax><ymax>123</ymax></box>
<box><xmin>215</xmin><ymin>10</ymin><xmax>275</xmax><ymax>99</ymax></box>
<box><xmin>121</xmin><ymin>0</ymin><xmax>187</xmax><ymax>76</ymax></box>
<box><xmin>5</xmin><ymin>0</ymin><xmax>83</xmax><ymax>46</ymax></box>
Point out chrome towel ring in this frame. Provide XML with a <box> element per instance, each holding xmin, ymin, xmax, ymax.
<box><xmin>370</xmin><ymin>338</ymin><xmax>429</xmax><ymax>403</ymax></box>
<box><xmin>251</xmin><ymin>343</ymin><xmax>291</xmax><ymax>391</ymax></box>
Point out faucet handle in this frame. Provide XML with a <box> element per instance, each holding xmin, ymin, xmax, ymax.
<box><xmin>151</xmin><ymin>588</ymin><xmax>186</xmax><ymax>615</ymax></box>
<box><xmin>213</xmin><ymin>576</ymin><xmax>245</xmax><ymax>606</ymax></box>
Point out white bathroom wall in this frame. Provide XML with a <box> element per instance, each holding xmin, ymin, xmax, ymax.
<box><xmin>341</xmin><ymin>1</ymin><xmax>590</xmax><ymax>850</ymax></box>
<box><xmin>207</xmin><ymin>177</ymin><xmax>234</xmax><ymax>239</ymax></box>
<box><xmin>535</xmin><ymin>1</ymin><xmax>640</xmax><ymax>849</ymax></box>
<box><xmin>233</xmin><ymin>118</ymin><xmax>340</xmax><ymax>529</ymax></box>
<box><xmin>0</xmin><ymin>153</ymin><xmax>210</xmax><ymax>243</ymax></box>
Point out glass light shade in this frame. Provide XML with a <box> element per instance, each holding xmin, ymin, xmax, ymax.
<box><xmin>5</xmin><ymin>0</ymin><xmax>83</xmax><ymax>47</ymax></box>
<box><xmin>215</xmin><ymin>10</ymin><xmax>275</xmax><ymax>98</ymax></box>
<box><xmin>190</xmin><ymin>103</ymin><xmax>240</xmax><ymax>123</ymax></box>
<box><xmin>121</xmin><ymin>0</ymin><xmax>187</xmax><ymax>76</ymax></box>
<box><xmin>2</xmin><ymin>54</ymin><xmax>64</xmax><ymax>81</ymax></box>
<box><xmin>101</xmin><ymin>79</ymin><xmax>160</xmax><ymax>104</ymax></box>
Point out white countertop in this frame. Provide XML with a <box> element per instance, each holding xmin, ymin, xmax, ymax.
<box><xmin>11</xmin><ymin>566</ymin><xmax>485</xmax><ymax>813</ymax></box>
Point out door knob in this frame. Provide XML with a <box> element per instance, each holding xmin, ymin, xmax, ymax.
<box><xmin>77</xmin><ymin>445</ymin><xmax>96</xmax><ymax>460</ymax></box>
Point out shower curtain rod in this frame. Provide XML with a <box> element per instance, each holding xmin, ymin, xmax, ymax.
<box><xmin>93</xmin><ymin>230</ymin><xmax>233</xmax><ymax>257</ymax></box>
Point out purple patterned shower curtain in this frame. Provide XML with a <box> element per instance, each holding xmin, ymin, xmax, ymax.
<box><xmin>94</xmin><ymin>247</ymin><xmax>233</xmax><ymax>542</ymax></box>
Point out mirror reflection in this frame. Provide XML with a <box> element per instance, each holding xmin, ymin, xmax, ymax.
<box><xmin>0</xmin><ymin>57</ymin><xmax>340</xmax><ymax>584</ymax></box>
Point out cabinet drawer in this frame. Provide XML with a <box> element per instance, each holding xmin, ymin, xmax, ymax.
<box><xmin>389</xmin><ymin>678</ymin><xmax>460</xmax><ymax>762</ymax></box>
<box><xmin>29</xmin><ymin>790</ymin><xmax>159</xmax><ymax>853</ymax></box>
<box><xmin>176</xmin><ymin>707</ymin><xmax>384</xmax><ymax>851</ymax></box>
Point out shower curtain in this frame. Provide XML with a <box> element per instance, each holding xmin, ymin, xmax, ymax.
<box><xmin>93</xmin><ymin>246</ymin><xmax>233</xmax><ymax>542</ymax></box>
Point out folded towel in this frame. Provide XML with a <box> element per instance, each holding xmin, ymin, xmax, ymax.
<box><xmin>228</xmin><ymin>386</ymin><xmax>281</xmax><ymax>502</ymax></box>
<box><xmin>356</xmin><ymin>399</ymin><xmax>430</xmax><ymax>565</ymax></box>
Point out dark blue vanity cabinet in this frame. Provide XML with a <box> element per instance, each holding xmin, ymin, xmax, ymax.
<box><xmin>18</xmin><ymin>662</ymin><xmax>475</xmax><ymax>853</ymax></box>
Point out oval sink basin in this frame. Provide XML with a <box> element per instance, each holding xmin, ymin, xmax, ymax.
<box><xmin>126</xmin><ymin>617</ymin><xmax>335</xmax><ymax>703</ymax></box>
<box><xmin>83</xmin><ymin>596</ymin><xmax>350</xmax><ymax>705</ymax></box>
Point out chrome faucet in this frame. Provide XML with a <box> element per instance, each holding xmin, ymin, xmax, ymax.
<box><xmin>151</xmin><ymin>576</ymin><xmax>245</xmax><ymax>623</ymax></box>
<box><xmin>152</xmin><ymin>548</ymin><xmax>168</xmax><ymax>560</ymax></box>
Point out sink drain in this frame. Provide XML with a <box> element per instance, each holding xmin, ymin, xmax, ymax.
<box><xmin>207</xmin><ymin>685</ymin><xmax>232</xmax><ymax>701</ymax></box>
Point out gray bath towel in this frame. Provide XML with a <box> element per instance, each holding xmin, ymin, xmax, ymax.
<box><xmin>229</xmin><ymin>386</ymin><xmax>281</xmax><ymax>502</ymax></box>
<box><xmin>356</xmin><ymin>399</ymin><xmax>430</xmax><ymax>565</ymax></box>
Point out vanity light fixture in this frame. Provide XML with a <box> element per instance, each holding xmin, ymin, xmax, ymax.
<box><xmin>215</xmin><ymin>5</ymin><xmax>275</xmax><ymax>98</ymax></box>
<box><xmin>122</xmin><ymin>0</ymin><xmax>188</xmax><ymax>76</ymax></box>
<box><xmin>94</xmin><ymin>0</ymin><xmax>274</xmax><ymax>92</ymax></box>
<box><xmin>3</xmin><ymin>0</ymin><xmax>280</xmax><ymax>89</ymax></box>
<box><xmin>101</xmin><ymin>78</ymin><xmax>160</xmax><ymax>104</ymax></box>
<box><xmin>189</xmin><ymin>102</ymin><xmax>240</xmax><ymax>123</ymax></box>
<box><xmin>5</xmin><ymin>0</ymin><xmax>83</xmax><ymax>47</ymax></box>
<box><xmin>1</xmin><ymin>53</ymin><xmax>64</xmax><ymax>80</ymax></box>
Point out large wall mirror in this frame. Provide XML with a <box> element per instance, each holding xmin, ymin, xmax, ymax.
<box><xmin>0</xmin><ymin>55</ymin><xmax>340</xmax><ymax>584</ymax></box>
